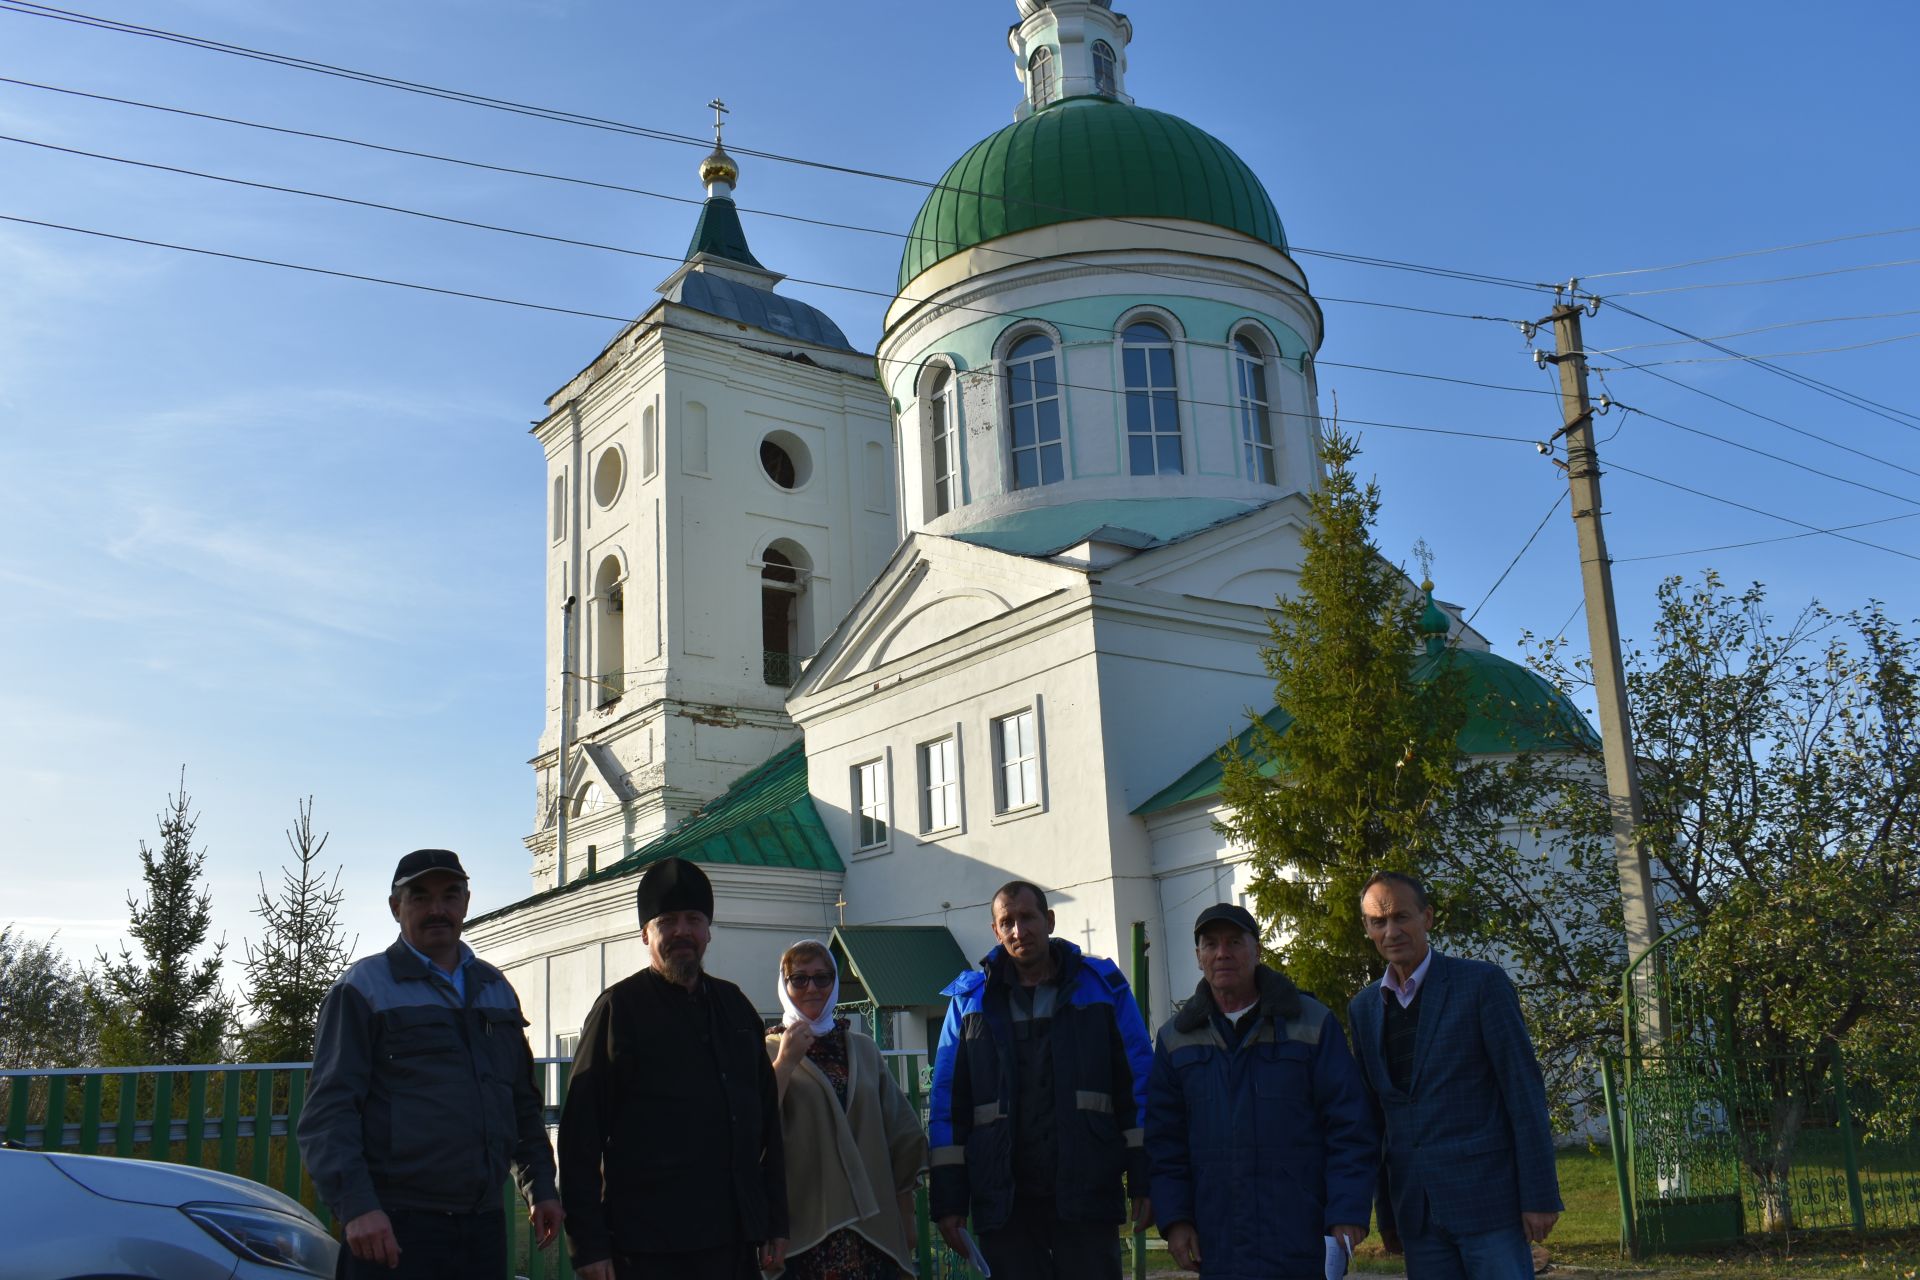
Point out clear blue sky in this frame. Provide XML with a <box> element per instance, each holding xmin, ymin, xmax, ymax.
<box><xmin>4</xmin><ymin>0</ymin><xmax>1917</xmax><ymax>983</ymax></box>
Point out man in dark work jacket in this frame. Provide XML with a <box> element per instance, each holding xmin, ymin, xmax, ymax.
<box><xmin>559</xmin><ymin>858</ymin><xmax>789</xmax><ymax>1280</ymax></box>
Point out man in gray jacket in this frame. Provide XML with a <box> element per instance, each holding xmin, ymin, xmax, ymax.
<box><xmin>299</xmin><ymin>849</ymin><xmax>562</xmax><ymax>1278</ymax></box>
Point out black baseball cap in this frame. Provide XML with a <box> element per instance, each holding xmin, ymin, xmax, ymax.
<box><xmin>1194</xmin><ymin>902</ymin><xmax>1259</xmax><ymax>940</ymax></box>
<box><xmin>392</xmin><ymin>848</ymin><xmax>469</xmax><ymax>890</ymax></box>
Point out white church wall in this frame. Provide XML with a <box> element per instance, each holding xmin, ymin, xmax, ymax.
<box><xmin>464</xmin><ymin>863</ymin><xmax>845</xmax><ymax>1053</ymax></box>
<box><xmin>800</xmin><ymin>594</ymin><xmax>1136</xmax><ymax>970</ymax></box>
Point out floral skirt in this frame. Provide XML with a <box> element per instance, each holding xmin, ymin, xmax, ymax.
<box><xmin>785</xmin><ymin>1227</ymin><xmax>899</xmax><ymax>1280</ymax></box>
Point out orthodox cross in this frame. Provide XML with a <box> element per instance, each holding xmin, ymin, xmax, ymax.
<box><xmin>835</xmin><ymin>891</ymin><xmax>848</xmax><ymax>927</ymax></box>
<box><xmin>707</xmin><ymin>98</ymin><xmax>729</xmax><ymax>144</ymax></box>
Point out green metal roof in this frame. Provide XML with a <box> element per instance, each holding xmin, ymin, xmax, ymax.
<box><xmin>1133</xmin><ymin>647</ymin><xmax>1600</xmax><ymax>815</ymax></box>
<box><xmin>467</xmin><ymin>740</ymin><xmax>840</xmax><ymax>926</ymax></box>
<box><xmin>685</xmin><ymin>195</ymin><xmax>764</xmax><ymax>268</ymax></box>
<box><xmin>900</xmin><ymin>96</ymin><xmax>1288</xmax><ymax>290</ymax></box>
<box><xmin>830</xmin><ymin>925</ymin><xmax>971</xmax><ymax>1009</ymax></box>
<box><xmin>949</xmin><ymin>496</ymin><xmax>1262</xmax><ymax>557</ymax></box>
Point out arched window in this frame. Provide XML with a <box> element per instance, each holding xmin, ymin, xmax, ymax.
<box><xmin>761</xmin><ymin>542</ymin><xmax>811</xmax><ymax>686</ymax></box>
<box><xmin>1028</xmin><ymin>47</ymin><xmax>1057</xmax><ymax>110</ymax></box>
<box><xmin>928</xmin><ymin>368</ymin><xmax>961</xmax><ymax>515</ymax></box>
<box><xmin>1093</xmin><ymin>41</ymin><xmax>1117</xmax><ymax>96</ymax></box>
<box><xmin>593</xmin><ymin>554</ymin><xmax>625</xmax><ymax>705</ymax></box>
<box><xmin>1121</xmin><ymin>321</ymin><xmax>1182</xmax><ymax>475</ymax></box>
<box><xmin>1234</xmin><ymin>334</ymin><xmax>1277</xmax><ymax>485</ymax></box>
<box><xmin>1006</xmin><ymin>333</ymin><xmax>1064</xmax><ymax>490</ymax></box>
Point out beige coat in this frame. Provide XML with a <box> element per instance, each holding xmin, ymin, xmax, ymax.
<box><xmin>766</xmin><ymin>1028</ymin><xmax>929</xmax><ymax>1276</ymax></box>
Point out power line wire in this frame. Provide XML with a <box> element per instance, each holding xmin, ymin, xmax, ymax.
<box><xmin>1604</xmin><ymin>459</ymin><xmax>1920</xmax><ymax>565</ymax></box>
<box><xmin>1609</xmin><ymin>401</ymin><xmax>1920</xmax><ymax>506</ymax></box>
<box><xmin>0</xmin><ymin>212</ymin><xmax>1549</xmax><ymax>446</ymax></box>
<box><xmin>1602</xmin><ymin>299</ymin><xmax>1920</xmax><ymax>431</ymax></box>
<box><xmin>0</xmin><ymin>4</ymin><xmax>1556</xmax><ymax>296</ymax></box>
<box><xmin>1595</xmin><ymin>352</ymin><xmax>1920</xmax><ymax>478</ymax></box>
<box><xmin>1579</xmin><ymin>223</ymin><xmax>1920</xmax><ymax>281</ymax></box>
<box><xmin>1587</xmin><ymin>307</ymin><xmax>1920</xmax><ymax>354</ymax></box>
<box><xmin>1592</xmin><ymin>329</ymin><xmax>1920</xmax><ymax>366</ymax></box>
<box><xmin>0</xmin><ymin>131</ymin><xmax>1556</xmax><ymax>398</ymax></box>
<box><xmin>1600</xmin><ymin>256</ymin><xmax>1920</xmax><ymax>298</ymax></box>
<box><xmin>1615</xmin><ymin>509</ymin><xmax>1920</xmax><ymax>564</ymax></box>
<box><xmin>1466</xmin><ymin>490</ymin><xmax>1566</xmax><ymax>625</ymax></box>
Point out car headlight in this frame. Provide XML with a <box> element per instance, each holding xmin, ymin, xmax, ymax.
<box><xmin>182</xmin><ymin>1202</ymin><xmax>338</xmax><ymax>1276</ymax></box>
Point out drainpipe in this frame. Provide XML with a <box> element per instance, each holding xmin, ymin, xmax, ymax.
<box><xmin>556</xmin><ymin>595</ymin><xmax>576</xmax><ymax>885</ymax></box>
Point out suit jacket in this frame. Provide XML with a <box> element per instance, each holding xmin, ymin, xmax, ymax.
<box><xmin>1347</xmin><ymin>950</ymin><xmax>1562</xmax><ymax>1238</ymax></box>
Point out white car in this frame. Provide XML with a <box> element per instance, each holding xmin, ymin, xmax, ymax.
<box><xmin>0</xmin><ymin>1146</ymin><xmax>338</xmax><ymax>1279</ymax></box>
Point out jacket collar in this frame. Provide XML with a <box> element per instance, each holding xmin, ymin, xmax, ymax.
<box><xmin>980</xmin><ymin>937</ymin><xmax>1082</xmax><ymax>991</ymax></box>
<box><xmin>1174</xmin><ymin>963</ymin><xmax>1302</xmax><ymax>1034</ymax></box>
<box><xmin>384</xmin><ymin>936</ymin><xmax>498</xmax><ymax>987</ymax></box>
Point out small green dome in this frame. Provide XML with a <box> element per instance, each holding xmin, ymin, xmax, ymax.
<box><xmin>899</xmin><ymin>97</ymin><xmax>1287</xmax><ymax>291</ymax></box>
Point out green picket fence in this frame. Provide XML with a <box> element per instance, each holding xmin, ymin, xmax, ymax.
<box><xmin>1</xmin><ymin>1054</ymin><xmax>991</xmax><ymax>1280</ymax></box>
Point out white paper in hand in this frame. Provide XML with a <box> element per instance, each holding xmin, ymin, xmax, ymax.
<box><xmin>958</xmin><ymin>1227</ymin><xmax>992</xmax><ymax>1277</ymax></box>
<box><xmin>1323</xmin><ymin>1234</ymin><xmax>1352</xmax><ymax>1280</ymax></box>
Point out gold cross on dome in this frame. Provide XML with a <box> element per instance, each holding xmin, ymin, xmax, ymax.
<box><xmin>707</xmin><ymin>98</ymin><xmax>729</xmax><ymax>144</ymax></box>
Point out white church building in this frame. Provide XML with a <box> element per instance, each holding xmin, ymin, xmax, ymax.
<box><xmin>464</xmin><ymin>0</ymin><xmax>1592</xmax><ymax>1056</ymax></box>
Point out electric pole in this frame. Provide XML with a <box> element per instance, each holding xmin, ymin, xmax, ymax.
<box><xmin>1542</xmin><ymin>285</ymin><xmax>1665</xmax><ymax>1050</ymax></box>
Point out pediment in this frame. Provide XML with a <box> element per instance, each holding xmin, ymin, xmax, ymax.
<box><xmin>565</xmin><ymin>741</ymin><xmax>635</xmax><ymax>805</ymax></box>
<box><xmin>1098</xmin><ymin>494</ymin><xmax>1313</xmax><ymax>608</ymax></box>
<box><xmin>792</xmin><ymin>533</ymin><xmax>1083</xmax><ymax>696</ymax></box>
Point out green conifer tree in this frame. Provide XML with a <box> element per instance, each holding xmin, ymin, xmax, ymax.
<box><xmin>238</xmin><ymin>798</ymin><xmax>354</xmax><ymax>1063</ymax></box>
<box><xmin>90</xmin><ymin>771</ymin><xmax>232</xmax><ymax>1065</ymax></box>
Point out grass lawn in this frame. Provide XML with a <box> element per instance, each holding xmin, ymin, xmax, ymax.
<box><xmin>1338</xmin><ymin>1147</ymin><xmax>1920</xmax><ymax>1278</ymax></box>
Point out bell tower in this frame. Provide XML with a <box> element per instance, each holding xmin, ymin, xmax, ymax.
<box><xmin>525</xmin><ymin>110</ymin><xmax>897</xmax><ymax>892</ymax></box>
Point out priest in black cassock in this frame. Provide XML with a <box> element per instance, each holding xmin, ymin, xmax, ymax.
<box><xmin>559</xmin><ymin>857</ymin><xmax>789</xmax><ymax>1280</ymax></box>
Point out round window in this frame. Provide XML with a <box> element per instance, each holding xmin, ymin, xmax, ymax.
<box><xmin>759</xmin><ymin>430</ymin><xmax>813</xmax><ymax>490</ymax></box>
<box><xmin>593</xmin><ymin>445</ymin><xmax>624</xmax><ymax>507</ymax></box>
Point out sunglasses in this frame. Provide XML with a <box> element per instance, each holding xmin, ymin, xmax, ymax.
<box><xmin>785</xmin><ymin>972</ymin><xmax>834</xmax><ymax>990</ymax></box>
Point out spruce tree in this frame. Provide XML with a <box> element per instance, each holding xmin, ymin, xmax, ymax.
<box><xmin>91</xmin><ymin>770</ymin><xmax>232</xmax><ymax>1064</ymax></box>
<box><xmin>238</xmin><ymin>798</ymin><xmax>355</xmax><ymax>1062</ymax></box>
<box><xmin>1217</xmin><ymin>430</ymin><xmax>1507</xmax><ymax>1005</ymax></box>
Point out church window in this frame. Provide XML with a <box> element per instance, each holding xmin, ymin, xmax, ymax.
<box><xmin>549</xmin><ymin>1032</ymin><xmax>579</xmax><ymax>1103</ymax></box>
<box><xmin>1234</xmin><ymin>334</ymin><xmax>1277</xmax><ymax>485</ymax></box>
<box><xmin>1121</xmin><ymin>321</ymin><xmax>1182</xmax><ymax>476</ymax></box>
<box><xmin>1093</xmin><ymin>41</ymin><xmax>1117</xmax><ymax>96</ymax></box>
<box><xmin>1029</xmin><ymin>47</ymin><xmax>1057</xmax><ymax>110</ymax></box>
<box><xmin>919</xmin><ymin>735</ymin><xmax>961</xmax><ymax>833</ymax></box>
<box><xmin>760</xmin><ymin>429</ymin><xmax>814</xmax><ymax>490</ymax></box>
<box><xmin>593</xmin><ymin>554</ymin><xmax>625</xmax><ymax>705</ymax></box>
<box><xmin>1006</xmin><ymin>333</ymin><xmax>1064</xmax><ymax>490</ymax></box>
<box><xmin>928</xmin><ymin>369</ymin><xmax>961</xmax><ymax>515</ymax></box>
<box><xmin>593</xmin><ymin>445</ymin><xmax>624</xmax><ymax>508</ymax></box>
<box><xmin>992</xmin><ymin>708</ymin><xmax>1040</xmax><ymax>812</ymax></box>
<box><xmin>761</xmin><ymin>542</ymin><xmax>809</xmax><ymax>686</ymax></box>
<box><xmin>852</xmin><ymin>757</ymin><xmax>890</xmax><ymax>850</ymax></box>
<box><xmin>551</xmin><ymin>472</ymin><xmax>566</xmax><ymax>543</ymax></box>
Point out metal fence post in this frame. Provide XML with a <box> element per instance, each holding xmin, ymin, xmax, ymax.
<box><xmin>907</xmin><ymin>1056</ymin><xmax>935</xmax><ymax>1280</ymax></box>
<box><xmin>1830</xmin><ymin>1043</ymin><xmax>1867</xmax><ymax>1235</ymax></box>
<box><xmin>1600</xmin><ymin>1054</ymin><xmax>1637</xmax><ymax>1258</ymax></box>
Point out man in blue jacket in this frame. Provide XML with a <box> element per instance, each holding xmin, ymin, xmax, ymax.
<box><xmin>1348</xmin><ymin>871</ymin><xmax>1561</xmax><ymax>1279</ymax></box>
<box><xmin>928</xmin><ymin>881</ymin><xmax>1154</xmax><ymax>1279</ymax></box>
<box><xmin>1146</xmin><ymin>902</ymin><xmax>1375</xmax><ymax>1279</ymax></box>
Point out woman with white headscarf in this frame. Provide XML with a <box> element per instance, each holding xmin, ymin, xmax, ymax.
<box><xmin>767</xmin><ymin>940</ymin><xmax>928</xmax><ymax>1279</ymax></box>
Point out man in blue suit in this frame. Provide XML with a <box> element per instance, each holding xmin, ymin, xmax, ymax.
<box><xmin>1348</xmin><ymin>872</ymin><xmax>1561</xmax><ymax>1279</ymax></box>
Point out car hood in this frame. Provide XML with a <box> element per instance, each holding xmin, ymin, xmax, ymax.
<box><xmin>48</xmin><ymin>1150</ymin><xmax>321</xmax><ymax>1220</ymax></box>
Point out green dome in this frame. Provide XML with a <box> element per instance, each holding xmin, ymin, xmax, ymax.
<box><xmin>899</xmin><ymin>96</ymin><xmax>1288</xmax><ymax>291</ymax></box>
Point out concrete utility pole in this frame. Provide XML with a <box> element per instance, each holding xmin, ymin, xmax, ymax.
<box><xmin>1542</xmin><ymin>287</ymin><xmax>1665</xmax><ymax>1048</ymax></box>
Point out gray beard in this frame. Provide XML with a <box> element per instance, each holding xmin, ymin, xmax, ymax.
<box><xmin>662</xmin><ymin>952</ymin><xmax>703</xmax><ymax>986</ymax></box>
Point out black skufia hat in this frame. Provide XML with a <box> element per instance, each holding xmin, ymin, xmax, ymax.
<box><xmin>635</xmin><ymin>857</ymin><xmax>713</xmax><ymax>924</ymax></box>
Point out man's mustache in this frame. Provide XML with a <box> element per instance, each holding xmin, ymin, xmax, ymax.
<box><xmin>423</xmin><ymin>917</ymin><xmax>454</xmax><ymax>928</ymax></box>
<box><xmin>668</xmin><ymin>939</ymin><xmax>696</xmax><ymax>952</ymax></box>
